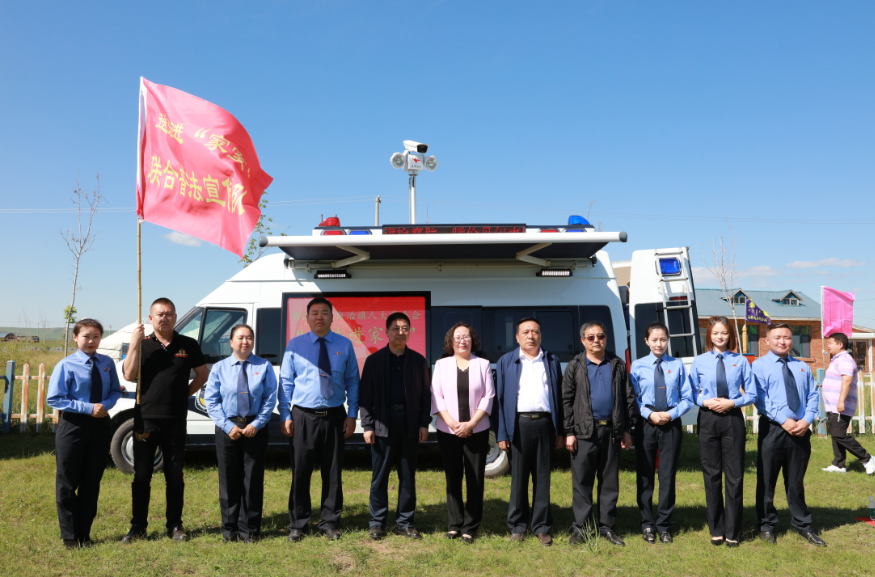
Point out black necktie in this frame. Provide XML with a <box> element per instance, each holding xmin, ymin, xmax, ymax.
<box><xmin>237</xmin><ymin>360</ymin><xmax>250</xmax><ymax>418</ymax></box>
<box><xmin>317</xmin><ymin>337</ymin><xmax>333</xmax><ymax>400</ymax></box>
<box><xmin>715</xmin><ymin>354</ymin><xmax>729</xmax><ymax>398</ymax></box>
<box><xmin>780</xmin><ymin>358</ymin><xmax>801</xmax><ymax>413</ymax></box>
<box><xmin>654</xmin><ymin>358</ymin><xmax>668</xmax><ymax>411</ymax></box>
<box><xmin>89</xmin><ymin>358</ymin><xmax>103</xmax><ymax>404</ymax></box>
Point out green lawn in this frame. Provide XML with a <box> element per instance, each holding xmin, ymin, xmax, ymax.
<box><xmin>1</xmin><ymin>433</ymin><xmax>874</xmax><ymax>576</ymax></box>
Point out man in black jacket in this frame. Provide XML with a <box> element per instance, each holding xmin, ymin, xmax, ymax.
<box><xmin>562</xmin><ymin>321</ymin><xmax>639</xmax><ymax>547</ymax></box>
<box><xmin>359</xmin><ymin>312</ymin><xmax>431</xmax><ymax>540</ymax></box>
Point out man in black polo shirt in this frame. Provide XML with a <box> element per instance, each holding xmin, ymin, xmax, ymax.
<box><xmin>121</xmin><ymin>298</ymin><xmax>208</xmax><ymax>542</ymax></box>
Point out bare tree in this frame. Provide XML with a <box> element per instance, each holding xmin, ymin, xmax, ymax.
<box><xmin>240</xmin><ymin>191</ymin><xmax>287</xmax><ymax>267</ymax></box>
<box><xmin>60</xmin><ymin>172</ymin><xmax>102</xmax><ymax>357</ymax></box>
<box><xmin>701</xmin><ymin>218</ymin><xmax>743</xmax><ymax>348</ymax></box>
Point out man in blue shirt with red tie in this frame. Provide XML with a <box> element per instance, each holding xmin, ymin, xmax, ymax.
<box><xmin>279</xmin><ymin>297</ymin><xmax>360</xmax><ymax>542</ymax></box>
<box><xmin>752</xmin><ymin>322</ymin><xmax>825</xmax><ymax>546</ymax></box>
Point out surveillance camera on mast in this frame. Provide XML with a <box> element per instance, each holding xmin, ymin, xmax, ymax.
<box><xmin>389</xmin><ymin>140</ymin><xmax>438</xmax><ymax>224</ymax></box>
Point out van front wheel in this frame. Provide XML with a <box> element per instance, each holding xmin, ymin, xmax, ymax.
<box><xmin>110</xmin><ymin>418</ymin><xmax>164</xmax><ymax>475</ymax></box>
<box><xmin>484</xmin><ymin>430</ymin><xmax>510</xmax><ymax>478</ymax></box>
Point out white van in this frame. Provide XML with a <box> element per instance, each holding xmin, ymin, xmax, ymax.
<box><xmin>107</xmin><ymin>219</ymin><xmax>700</xmax><ymax>478</ymax></box>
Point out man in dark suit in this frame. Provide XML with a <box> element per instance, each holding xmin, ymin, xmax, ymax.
<box><xmin>496</xmin><ymin>318</ymin><xmax>564</xmax><ymax>546</ymax></box>
<box><xmin>562</xmin><ymin>321</ymin><xmax>638</xmax><ymax>547</ymax></box>
<box><xmin>359</xmin><ymin>312</ymin><xmax>432</xmax><ymax>540</ymax></box>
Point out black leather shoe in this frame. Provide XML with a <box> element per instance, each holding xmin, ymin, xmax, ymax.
<box><xmin>169</xmin><ymin>525</ymin><xmax>188</xmax><ymax>542</ymax></box>
<box><xmin>78</xmin><ymin>537</ymin><xmax>94</xmax><ymax>548</ymax></box>
<box><xmin>63</xmin><ymin>539</ymin><xmax>78</xmax><ymax>550</ymax></box>
<box><xmin>509</xmin><ymin>532</ymin><xmax>525</xmax><ymax>542</ymax></box>
<box><xmin>759</xmin><ymin>531</ymin><xmax>776</xmax><ymax>544</ymax></box>
<box><xmin>642</xmin><ymin>528</ymin><xmax>656</xmax><ymax>544</ymax></box>
<box><xmin>537</xmin><ymin>533</ymin><xmax>553</xmax><ymax>547</ymax></box>
<box><xmin>601</xmin><ymin>530</ymin><xmax>625</xmax><ymax>547</ymax></box>
<box><xmin>369</xmin><ymin>527</ymin><xmax>386</xmax><ymax>540</ymax></box>
<box><xmin>659</xmin><ymin>531</ymin><xmax>673</xmax><ymax>544</ymax></box>
<box><xmin>288</xmin><ymin>529</ymin><xmax>305</xmax><ymax>543</ymax></box>
<box><xmin>121</xmin><ymin>527</ymin><xmax>146</xmax><ymax>544</ymax></box>
<box><xmin>725</xmin><ymin>540</ymin><xmax>739</xmax><ymax>548</ymax></box>
<box><xmin>324</xmin><ymin>528</ymin><xmax>342</xmax><ymax>541</ymax></box>
<box><xmin>242</xmin><ymin>537</ymin><xmax>257</xmax><ymax>544</ymax></box>
<box><xmin>461</xmin><ymin>534</ymin><xmax>474</xmax><ymax>544</ymax></box>
<box><xmin>569</xmin><ymin>532</ymin><xmax>584</xmax><ymax>546</ymax></box>
<box><xmin>794</xmin><ymin>529</ymin><xmax>826</xmax><ymax>547</ymax></box>
<box><xmin>222</xmin><ymin>535</ymin><xmax>238</xmax><ymax>543</ymax></box>
<box><xmin>711</xmin><ymin>537</ymin><xmax>724</xmax><ymax>546</ymax></box>
<box><xmin>446</xmin><ymin>531</ymin><xmax>460</xmax><ymax>540</ymax></box>
<box><xmin>397</xmin><ymin>527</ymin><xmax>422</xmax><ymax>540</ymax></box>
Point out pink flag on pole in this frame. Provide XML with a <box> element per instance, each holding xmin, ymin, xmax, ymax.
<box><xmin>822</xmin><ymin>286</ymin><xmax>854</xmax><ymax>337</ymax></box>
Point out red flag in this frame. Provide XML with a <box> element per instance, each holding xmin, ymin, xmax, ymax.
<box><xmin>136</xmin><ymin>78</ymin><xmax>272</xmax><ymax>257</ymax></box>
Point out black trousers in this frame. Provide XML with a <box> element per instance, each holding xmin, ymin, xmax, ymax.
<box><xmin>698</xmin><ymin>407</ymin><xmax>746</xmax><ymax>541</ymax></box>
<box><xmin>369</xmin><ymin>410</ymin><xmax>419</xmax><ymax>530</ymax></box>
<box><xmin>570</xmin><ymin>424</ymin><xmax>620</xmax><ymax>534</ymax></box>
<box><xmin>635</xmin><ymin>418</ymin><xmax>682</xmax><ymax>533</ymax></box>
<box><xmin>54</xmin><ymin>412</ymin><xmax>111</xmax><ymax>541</ymax></box>
<box><xmin>437</xmin><ymin>429</ymin><xmax>489</xmax><ymax>535</ymax></box>
<box><xmin>755</xmin><ymin>416</ymin><xmax>812</xmax><ymax>532</ymax></box>
<box><xmin>827</xmin><ymin>412</ymin><xmax>871</xmax><ymax>468</ymax></box>
<box><xmin>507</xmin><ymin>414</ymin><xmax>554</xmax><ymax>535</ymax></box>
<box><xmin>215</xmin><ymin>425</ymin><xmax>268</xmax><ymax>540</ymax></box>
<box><xmin>288</xmin><ymin>406</ymin><xmax>345</xmax><ymax>531</ymax></box>
<box><xmin>131</xmin><ymin>418</ymin><xmax>186</xmax><ymax>531</ymax></box>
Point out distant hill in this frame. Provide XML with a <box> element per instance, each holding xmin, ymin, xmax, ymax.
<box><xmin>0</xmin><ymin>326</ymin><xmax>118</xmax><ymax>340</ymax></box>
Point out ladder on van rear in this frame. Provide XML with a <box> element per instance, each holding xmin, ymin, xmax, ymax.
<box><xmin>654</xmin><ymin>249</ymin><xmax>698</xmax><ymax>358</ymax></box>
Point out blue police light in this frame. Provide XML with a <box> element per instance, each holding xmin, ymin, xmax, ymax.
<box><xmin>568</xmin><ymin>215</ymin><xmax>590</xmax><ymax>226</ymax></box>
<box><xmin>348</xmin><ymin>230</ymin><xmax>371</xmax><ymax>235</ymax></box>
<box><xmin>658</xmin><ymin>258</ymin><xmax>682</xmax><ymax>276</ymax></box>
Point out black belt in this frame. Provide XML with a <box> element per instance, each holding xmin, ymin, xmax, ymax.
<box><xmin>518</xmin><ymin>412</ymin><xmax>551</xmax><ymax>420</ymax></box>
<box><xmin>389</xmin><ymin>404</ymin><xmax>406</xmax><ymax>411</ymax></box>
<box><xmin>298</xmin><ymin>405</ymin><xmax>343</xmax><ymax>417</ymax></box>
<box><xmin>229</xmin><ymin>415</ymin><xmax>256</xmax><ymax>426</ymax></box>
<box><xmin>595</xmin><ymin>419</ymin><xmax>612</xmax><ymax>427</ymax></box>
<box><xmin>645</xmin><ymin>405</ymin><xmax>676</xmax><ymax>412</ymax></box>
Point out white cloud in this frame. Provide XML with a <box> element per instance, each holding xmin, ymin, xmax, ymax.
<box><xmin>164</xmin><ymin>232</ymin><xmax>202</xmax><ymax>247</ymax></box>
<box><xmin>785</xmin><ymin>258</ymin><xmax>865</xmax><ymax>269</ymax></box>
<box><xmin>740</xmin><ymin>265</ymin><xmax>781</xmax><ymax>278</ymax></box>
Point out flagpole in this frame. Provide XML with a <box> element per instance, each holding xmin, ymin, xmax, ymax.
<box><xmin>136</xmin><ymin>218</ymin><xmax>142</xmax><ymax>405</ymax></box>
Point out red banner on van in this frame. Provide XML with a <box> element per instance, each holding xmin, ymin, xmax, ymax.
<box><xmin>285</xmin><ymin>296</ymin><xmax>427</xmax><ymax>372</ymax></box>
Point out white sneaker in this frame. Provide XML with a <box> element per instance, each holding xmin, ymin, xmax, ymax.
<box><xmin>822</xmin><ymin>465</ymin><xmax>847</xmax><ymax>473</ymax></box>
<box><xmin>864</xmin><ymin>458</ymin><xmax>875</xmax><ymax>476</ymax></box>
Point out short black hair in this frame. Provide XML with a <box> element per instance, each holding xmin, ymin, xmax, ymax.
<box><xmin>230</xmin><ymin>324</ymin><xmax>254</xmax><ymax>339</ymax></box>
<box><xmin>645</xmin><ymin>322</ymin><xmax>669</xmax><ymax>339</ymax></box>
<box><xmin>827</xmin><ymin>332</ymin><xmax>849</xmax><ymax>351</ymax></box>
<box><xmin>386</xmin><ymin>312</ymin><xmax>411</xmax><ymax>330</ymax></box>
<box><xmin>73</xmin><ymin>318</ymin><xmax>104</xmax><ymax>337</ymax></box>
<box><xmin>150</xmin><ymin>297</ymin><xmax>176</xmax><ymax>312</ymax></box>
<box><xmin>580</xmin><ymin>321</ymin><xmax>606</xmax><ymax>339</ymax></box>
<box><xmin>766</xmin><ymin>321</ymin><xmax>792</xmax><ymax>334</ymax></box>
<box><xmin>515</xmin><ymin>317</ymin><xmax>540</xmax><ymax>333</ymax></box>
<box><xmin>307</xmin><ymin>297</ymin><xmax>333</xmax><ymax>315</ymax></box>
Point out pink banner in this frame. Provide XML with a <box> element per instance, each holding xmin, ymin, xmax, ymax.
<box><xmin>822</xmin><ymin>287</ymin><xmax>854</xmax><ymax>338</ymax></box>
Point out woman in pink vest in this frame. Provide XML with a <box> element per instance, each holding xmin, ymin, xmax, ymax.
<box><xmin>431</xmin><ymin>322</ymin><xmax>495</xmax><ymax>544</ymax></box>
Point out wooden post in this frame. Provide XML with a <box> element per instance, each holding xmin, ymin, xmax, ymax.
<box><xmin>1</xmin><ymin>361</ymin><xmax>14</xmax><ymax>433</ymax></box>
<box><xmin>35</xmin><ymin>363</ymin><xmax>46</xmax><ymax>433</ymax></box>
<box><xmin>136</xmin><ymin>219</ymin><xmax>142</xmax><ymax>405</ymax></box>
<box><xmin>742</xmin><ymin>321</ymin><xmax>748</xmax><ymax>354</ymax></box>
<box><xmin>20</xmin><ymin>363</ymin><xmax>30</xmax><ymax>433</ymax></box>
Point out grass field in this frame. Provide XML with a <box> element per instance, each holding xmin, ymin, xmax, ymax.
<box><xmin>1</xmin><ymin>433</ymin><xmax>874</xmax><ymax>577</ymax></box>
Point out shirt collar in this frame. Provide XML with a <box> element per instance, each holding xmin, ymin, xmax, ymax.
<box><xmin>308</xmin><ymin>330</ymin><xmax>334</xmax><ymax>344</ymax></box>
<box><xmin>766</xmin><ymin>350</ymin><xmax>793</xmax><ymax>363</ymax></box>
<box><xmin>586</xmin><ymin>355</ymin><xmax>608</xmax><ymax>366</ymax></box>
<box><xmin>233</xmin><ymin>354</ymin><xmax>252</xmax><ymax>366</ymax></box>
<box><xmin>519</xmin><ymin>348</ymin><xmax>544</xmax><ymax>362</ymax></box>
<box><xmin>648</xmin><ymin>352</ymin><xmax>669</xmax><ymax>364</ymax></box>
<box><xmin>73</xmin><ymin>349</ymin><xmax>95</xmax><ymax>362</ymax></box>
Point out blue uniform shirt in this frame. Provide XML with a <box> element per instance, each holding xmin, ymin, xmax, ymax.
<box><xmin>752</xmin><ymin>351</ymin><xmax>818</xmax><ymax>425</ymax></box>
<box><xmin>278</xmin><ymin>330</ymin><xmax>360</xmax><ymax>422</ymax></box>
<box><xmin>689</xmin><ymin>350</ymin><xmax>756</xmax><ymax>408</ymax></box>
<box><xmin>46</xmin><ymin>349</ymin><xmax>122</xmax><ymax>414</ymax></box>
<box><xmin>204</xmin><ymin>353</ymin><xmax>278</xmax><ymax>435</ymax></box>
<box><xmin>586</xmin><ymin>357</ymin><xmax>614</xmax><ymax>420</ymax></box>
<box><xmin>630</xmin><ymin>352</ymin><xmax>693</xmax><ymax>422</ymax></box>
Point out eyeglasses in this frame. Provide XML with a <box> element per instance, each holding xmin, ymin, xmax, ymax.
<box><xmin>389</xmin><ymin>326</ymin><xmax>411</xmax><ymax>333</ymax></box>
<box><xmin>584</xmin><ymin>334</ymin><xmax>606</xmax><ymax>342</ymax></box>
<box><xmin>453</xmin><ymin>335</ymin><xmax>472</xmax><ymax>343</ymax></box>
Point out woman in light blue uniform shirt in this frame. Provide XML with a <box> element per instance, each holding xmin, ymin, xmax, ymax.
<box><xmin>46</xmin><ymin>318</ymin><xmax>121</xmax><ymax>549</ymax></box>
<box><xmin>204</xmin><ymin>324</ymin><xmax>277</xmax><ymax>543</ymax></box>
<box><xmin>630</xmin><ymin>322</ymin><xmax>693</xmax><ymax>545</ymax></box>
<box><xmin>689</xmin><ymin>316</ymin><xmax>756</xmax><ymax>548</ymax></box>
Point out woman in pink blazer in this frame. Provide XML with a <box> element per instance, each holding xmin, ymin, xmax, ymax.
<box><xmin>431</xmin><ymin>322</ymin><xmax>495</xmax><ymax>544</ymax></box>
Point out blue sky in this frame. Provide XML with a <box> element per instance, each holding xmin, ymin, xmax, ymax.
<box><xmin>1</xmin><ymin>1</ymin><xmax>873</xmax><ymax>331</ymax></box>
